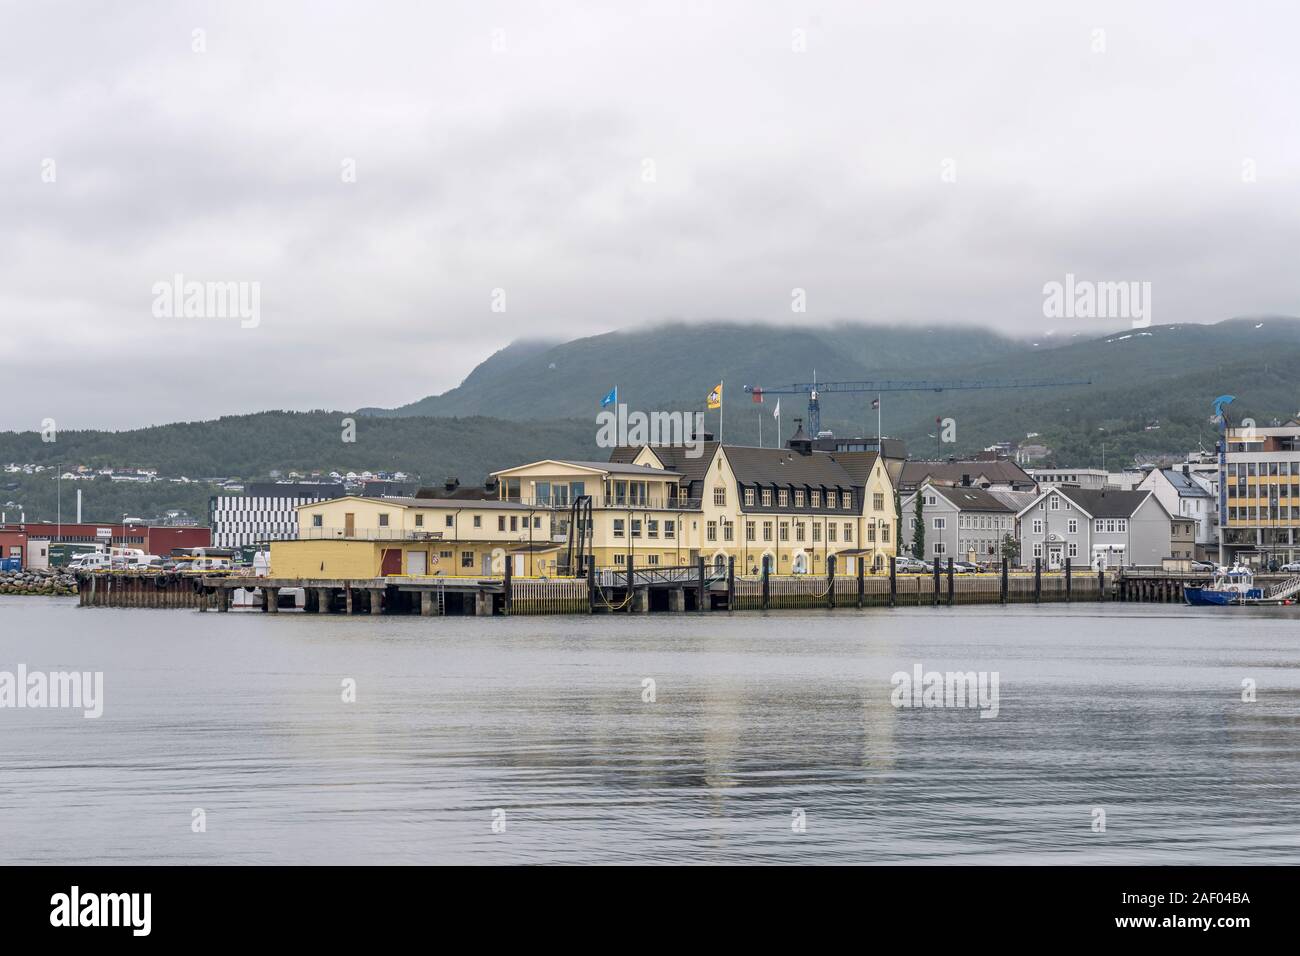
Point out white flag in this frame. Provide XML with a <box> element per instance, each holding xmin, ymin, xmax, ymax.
<box><xmin>773</xmin><ymin>399</ymin><xmax>781</xmax><ymax>419</ymax></box>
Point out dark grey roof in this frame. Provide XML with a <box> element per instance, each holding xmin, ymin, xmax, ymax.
<box><xmin>413</xmin><ymin>485</ymin><xmax>494</xmax><ymax>501</ymax></box>
<box><xmin>899</xmin><ymin>459</ymin><xmax>1035</xmax><ymax>488</ymax></box>
<box><xmin>825</xmin><ymin>451</ymin><xmax>880</xmax><ymax>487</ymax></box>
<box><xmin>929</xmin><ymin>486</ymin><xmax>1016</xmax><ymax>512</ymax></box>
<box><xmin>245</xmin><ymin>482</ymin><xmax>345</xmax><ymax>498</ymax></box>
<box><xmin>721</xmin><ymin>446</ymin><xmax>858</xmax><ymax>488</ymax></box>
<box><xmin>811</xmin><ymin>435</ymin><xmax>907</xmax><ymax>460</ymax></box>
<box><xmin>1160</xmin><ymin>468</ymin><xmax>1212</xmax><ymax>498</ymax></box>
<box><xmin>359</xmin><ymin>480</ymin><xmax>419</xmax><ymax>497</ymax></box>
<box><xmin>1056</xmin><ymin>488</ymin><xmax>1152</xmax><ymax>518</ymax></box>
<box><xmin>609</xmin><ymin>443</ymin><xmax>720</xmax><ymax>484</ymax></box>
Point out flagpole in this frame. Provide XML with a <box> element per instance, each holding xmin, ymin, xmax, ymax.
<box><xmin>758</xmin><ymin>403</ymin><xmax>762</xmax><ymax>448</ymax></box>
<box><xmin>719</xmin><ymin>379</ymin><xmax>724</xmax><ymax>444</ymax></box>
<box><xmin>877</xmin><ymin>392</ymin><xmax>882</xmax><ymax>445</ymax></box>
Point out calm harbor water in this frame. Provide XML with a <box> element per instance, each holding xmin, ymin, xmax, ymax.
<box><xmin>2</xmin><ymin>596</ymin><xmax>1298</xmax><ymax>865</ymax></box>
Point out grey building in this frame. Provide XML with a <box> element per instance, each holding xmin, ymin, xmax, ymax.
<box><xmin>900</xmin><ymin>483</ymin><xmax>1016</xmax><ymax>563</ymax></box>
<box><xmin>1015</xmin><ymin>487</ymin><xmax>1173</xmax><ymax>570</ymax></box>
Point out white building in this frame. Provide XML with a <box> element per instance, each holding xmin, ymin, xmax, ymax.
<box><xmin>1026</xmin><ymin>467</ymin><xmax>1110</xmax><ymax>490</ymax></box>
<box><xmin>1137</xmin><ymin>466</ymin><xmax>1216</xmax><ymax>558</ymax></box>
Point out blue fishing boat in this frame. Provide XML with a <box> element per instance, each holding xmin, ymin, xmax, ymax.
<box><xmin>1184</xmin><ymin>567</ymin><xmax>1265</xmax><ymax>606</ymax></box>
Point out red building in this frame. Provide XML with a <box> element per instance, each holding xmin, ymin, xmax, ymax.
<box><xmin>0</xmin><ymin>522</ymin><xmax>211</xmax><ymax>556</ymax></box>
<box><xmin>0</xmin><ymin>529</ymin><xmax>28</xmax><ymax>567</ymax></box>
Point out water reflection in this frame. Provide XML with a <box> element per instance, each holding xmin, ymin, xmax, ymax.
<box><xmin>1</xmin><ymin>598</ymin><xmax>1298</xmax><ymax>863</ymax></box>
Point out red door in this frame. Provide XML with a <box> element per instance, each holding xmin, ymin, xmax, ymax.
<box><xmin>380</xmin><ymin>549</ymin><xmax>402</xmax><ymax>576</ymax></box>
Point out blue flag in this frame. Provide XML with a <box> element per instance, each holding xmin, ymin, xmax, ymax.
<box><xmin>600</xmin><ymin>386</ymin><xmax>618</xmax><ymax>408</ymax></box>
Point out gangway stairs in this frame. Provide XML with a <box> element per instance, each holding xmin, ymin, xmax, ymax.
<box><xmin>1258</xmin><ymin>574</ymin><xmax>1300</xmax><ymax>604</ymax></box>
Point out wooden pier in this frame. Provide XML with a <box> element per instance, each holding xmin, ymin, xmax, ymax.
<box><xmin>72</xmin><ymin>558</ymin><xmax>1274</xmax><ymax>615</ymax></box>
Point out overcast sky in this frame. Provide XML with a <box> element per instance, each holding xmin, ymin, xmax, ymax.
<box><xmin>2</xmin><ymin>1</ymin><xmax>1297</xmax><ymax>430</ymax></box>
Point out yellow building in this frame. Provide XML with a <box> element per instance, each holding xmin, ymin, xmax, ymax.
<box><xmin>489</xmin><ymin>458</ymin><xmax>696</xmax><ymax>570</ymax></box>
<box><xmin>270</xmin><ymin>429</ymin><xmax>897</xmax><ymax>580</ymax></box>
<box><xmin>612</xmin><ymin>425</ymin><xmax>896</xmax><ymax>575</ymax></box>
<box><xmin>271</xmin><ymin>495</ymin><xmax>563</xmax><ymax>579</ymax></box>
<box><xmin>492</xmin><ymin>429</ymin><xmax>897</xmax><ymax>574</ymax></box>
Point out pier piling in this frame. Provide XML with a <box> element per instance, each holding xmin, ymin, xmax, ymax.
<box><xmin>826</xmin><ymin>555</ymin><xmax>836</xmax><ymax>609</ymax></box>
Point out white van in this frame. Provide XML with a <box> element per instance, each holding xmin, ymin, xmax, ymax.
<box><xmin>69</xmin><ymin>553</ymin><xmax>112</xmax><ymax>571</ymax></box>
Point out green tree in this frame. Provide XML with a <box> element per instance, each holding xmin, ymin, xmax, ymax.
<box><xmin>999</xmin><ymin>532</ymin><xmax>1019</xmax><ymax>565</ymax></box>
<box><xmin>911</xmin><ymin>492</ymin><xmax>925</xmax><ymax>559</ymax></box>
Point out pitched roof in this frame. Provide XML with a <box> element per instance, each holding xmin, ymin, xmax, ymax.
<box><xmin>1159</xmin><ymin>468</ymin><xmax>1212</xmax><ymax>497</ymax></box>
<box><xmin>899</xmin><ymin>458</ymin><xmax>1035</xmax><ymax>488</ymax></box>
<box><xmin>984</xmin><ymin>490</ymin><xmax>1041</xmax><ymax>513</ymax></box>
<box><xmin>825</xmin><ymin>451</ymin><xmax>881</xmax><ymax>487</ymax></box>
<box><xmin>721</xmin><ymin>446</ymin><xmax>858</xmax><ymax>488</ymax></box>
<box><xmin>929</xmin><ymin>486</ymin><xmax>1016</xmax><ymax>512</ymax></box>
<box><xmin>1050</xmin><ymin>488</ymin><xmax>1152</xmax><ymax>518</ymax></box>
<box><xmin>615</xmin><ymin>443</ymin><xmax>720</xmax><ymax>484</ymax></box>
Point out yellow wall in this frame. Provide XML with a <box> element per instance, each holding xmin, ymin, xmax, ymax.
<box><xmin>270</xmin><ymin>539</ymin><xmax>565</xmax><ymax>579</ymax></box>
<box><xmin>297</xmin><ymin>496</ymin><xmax>552</xmax><ymax>542</ymax></box>
<box><xmin>271</xmin><ymin>539</ymin><xmax>382</xmax><ymax>578</ymax></box>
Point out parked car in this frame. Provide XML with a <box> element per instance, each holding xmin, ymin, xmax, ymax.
<box><xmin>952</xmin><ymin>561</ymin><xmax>978</xmax><ymax>574</ymax></box>
<box><xmin>1279</xmin><ymin>562</ymin><xmax>1300</xmax><ymax>573</ymax></box>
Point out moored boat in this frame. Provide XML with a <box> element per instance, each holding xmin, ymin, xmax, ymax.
<box><xmin>1184</xmin><ymin>566</ymin><xmax>1265</xmax><ymax>606</ymax></box>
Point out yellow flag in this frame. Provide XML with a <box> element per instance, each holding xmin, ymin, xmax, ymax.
<box><xmin>707</xmin><ymin>382</ymin><xmax>723</xmax><ymax>409</ymax></box>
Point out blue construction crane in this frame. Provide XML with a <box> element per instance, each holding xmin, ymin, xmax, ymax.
<box><xmin>744</xmin><ymin>378</ymin><xmax>1092</xmax><ymax>435</ymax></box>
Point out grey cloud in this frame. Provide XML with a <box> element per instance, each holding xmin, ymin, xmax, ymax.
<box><xmin>1</xmin><ymin>0</ymin><xmax>1298</xmax><ymax>429</ymax></box>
